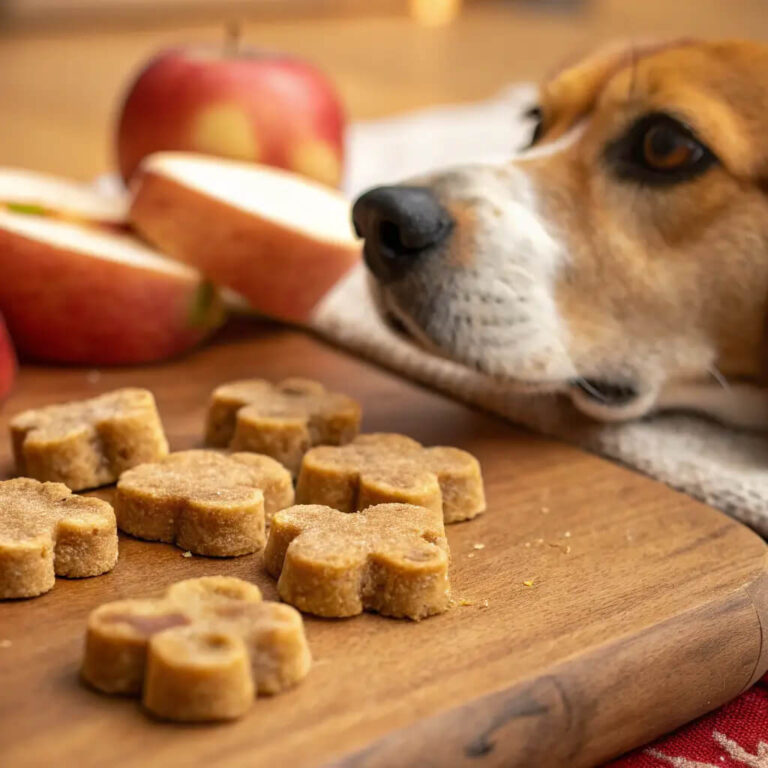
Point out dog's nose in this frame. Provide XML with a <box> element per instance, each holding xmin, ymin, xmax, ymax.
<box><xmin>352</xmin><ymin>186</ymin><xmax>452</xmax><ymax>282</ymax></box>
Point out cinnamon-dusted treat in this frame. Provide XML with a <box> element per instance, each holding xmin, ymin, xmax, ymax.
<box><xmin>82</xmin><ymin>576</ymin><xmax>311</xmax><ymax>721</ymax></box>
<box><xmin>10</xmin><ymin>388</ymin><xmax>168</xmax><ymax>491</ymax></box>
<box><xmin>0</xmin><ymin>478</ymin><xmax>117</xmax><ymax>599</ymax></box>
<box><xmin>296</xmin><ymin>433</ymin><xmax>485</xmax><ymax>524</ymax></box>
<box><xmin>264</xmin><ymin>503</ymin><xmax>450</xmax><ymax>620</ymax></box>
<box><xmin>115</xmin><ymin>450</ymin><xmax>294</xmax><ymax>556</ymax></box>
<box><xmin>206</xmin><ymin>378</ymin><xmax>361</xmax><ymax>475</ymax></box>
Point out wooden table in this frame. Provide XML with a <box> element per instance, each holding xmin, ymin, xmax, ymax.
<box><xmin>1</xmin><ymin>324</ymin><xmax>767</xmax><ymax>767</ymax></box>
<box><xmin>1</xmin><ymin>3</ymin><xmax>768</xmax><ymax>764</ymax></box>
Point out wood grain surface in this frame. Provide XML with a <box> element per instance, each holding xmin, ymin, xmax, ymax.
<box><xmin>1</xmin><ymin>321</ymin><xmax>767</xmax><ymax>768</ymax></box>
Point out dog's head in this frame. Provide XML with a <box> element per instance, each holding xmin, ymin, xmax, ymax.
<box><xmin>353</xmin><ymin>40</ymin><xmax>768</xmax><ymax>425</ymax></box>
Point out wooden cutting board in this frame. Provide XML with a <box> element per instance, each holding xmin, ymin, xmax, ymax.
<box><xmin>1</xmin><ymin>322</ymin><xmax>767</xmax><ymax>768</ymax></box>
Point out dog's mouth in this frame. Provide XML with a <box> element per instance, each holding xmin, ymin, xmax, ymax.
<box><xmin>380</xmin><ymin>303</ymin><xmax>651</xmax><ymax>417</ymax></box>
<box><xmin>571</xmin><ymin>379</ymin><xmax>639</xmax><ymax>407</ymax></box>
<box><xmin>382</xmin><ymin>309</ymin><xmax>411</xmax><ymax>339</ymax></box>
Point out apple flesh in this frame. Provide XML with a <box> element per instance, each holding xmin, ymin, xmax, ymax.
<box><xmin>0</xmin><ymin>167</ymin><xmax>126</xmax><ymax>226</ymax></box>
<box><xmin>116</xmin><ymin>46</ymin><xmax>346</xmax><ymax>187</ymax></box>
<box><xmin>130</xmin><ymin>152</ymin><xmax>360</xmax><ymax>324</ymax></box>
<box><xmin>0</xmin><ymin>209</ymin><xmax>224</xmax><ymax>364</ymax></box>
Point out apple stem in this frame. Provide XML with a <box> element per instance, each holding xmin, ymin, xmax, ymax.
<box><xmin>225</xmin><ymin>20</ymin><xmax>242</xmax><ymax>56</ymax></box>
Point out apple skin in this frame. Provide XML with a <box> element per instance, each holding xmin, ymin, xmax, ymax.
<box><xmin>0</xmin><ymin>314</ymin><xmax>16</xmax><ymax>401</ymax></box>
<box><xmin>116</xmin><ymin>47</ymin><xmax>346</xmax><ymax>188</ymax></box>
<box><xmin>0</xmin><ymin>219</ymin><xmax>225</xmax><ymax>365</ymax></box>
<box><xmin>130</xmin><ymin>165</ymin><xmax>359</xmax><ymax>324</ymax></box>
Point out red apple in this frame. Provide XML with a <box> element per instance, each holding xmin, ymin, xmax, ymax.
<box><xmin>116</xmin><ymin>44</ymin><xmax>346</xmax><ymax>188</ymax></box>
<box><xmin>130</xmin><ymin>152</ymin><xmax>360</xmax><ymax>324</ymax></box>
<box><xmin>0</xmin><ymin>200</ymin><xmax>224</xmax><ymax>365</ymax></box>
<box><xmin>0</xmin><ymin>313</ymin><xmax>16</xmax><ymax>401</ymax></box>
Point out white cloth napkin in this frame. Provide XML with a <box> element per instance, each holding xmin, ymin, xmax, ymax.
<box><xmin>311</xmin><ymin>85</ymin><xmax>768</xmax><ymax>537</ymax></box>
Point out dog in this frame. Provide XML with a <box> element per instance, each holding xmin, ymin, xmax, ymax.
<box><xmin>352</xmin><ymin>39</ymin><xmax>768</xmax><ymax>429</ymax></box>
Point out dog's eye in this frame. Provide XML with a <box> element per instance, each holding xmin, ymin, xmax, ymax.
<box><xmin>607</xmin><ymin>113</ymin><xmax>716</xmax><ymax>184</ymax></box>
<box><xmin>642</xmin><ymin>121</ymin><xmax>703</xmax><ymax>170</ymax></box>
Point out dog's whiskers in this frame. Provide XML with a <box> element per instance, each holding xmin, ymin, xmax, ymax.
<box><xmin>574</xmin><ymin>377</ymin><xmax>609</xmax><ymax>403</ymax></box>
<box><xmin>707</xmin><ymin>366</ymin><xmax>731</xmax><ymax>391</ymax></box>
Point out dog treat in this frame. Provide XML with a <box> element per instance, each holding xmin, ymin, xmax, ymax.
<box><xmin>0</xmin><ymin>477</ymin><xmax>117</xmax><ymax>599</ymax></box>
<box><xmin>115</xmin><ymin>450</ymin><xmax>294</xmax><ymax>556</ymax></box>
<box><xmin>10</xmin><ymin>388</ymin><xmax>168</xmax><ymax>491</ymax></box>
<box><xmin>206</xmin><ymin>378</ymin><xmax>361</xmax><ymax>475</ymax></box>
<box><xmin>82</xmin><ymin>576</ymin><xmax>311</xmax><ymax>721</ymax></box>
<box><xmin>296</xmin><ymin>433</ymin><xmax>485</xmax><ymax>523</ymax></box>
<box><xmin>264</xmin><ymin>503</ymin><xmax>450</xmax><ymax>620</ymax></box>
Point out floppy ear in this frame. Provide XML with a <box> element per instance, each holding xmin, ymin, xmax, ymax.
<box><xmin>536</xmin><ymin>38</ymin><xmax>696</xmax><ymax>142</ymax></box>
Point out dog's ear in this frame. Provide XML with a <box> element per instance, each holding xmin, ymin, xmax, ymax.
<box><xmin>535</xmin><ymin>38</ymin><xmax>696</xmax><ymax>143</ymax></box>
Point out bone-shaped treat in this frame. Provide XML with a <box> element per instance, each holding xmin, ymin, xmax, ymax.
<box><xmin>0</xmin><ymin>477</ymin><xmax>117</xmax><ymax>599</ymax></box>
<box><xmin>264</xmin><ymin>503</ymin><xmax>451</xmax><ymax>620</ymax></box>
<box><xmin>206</xmin><ymin>378</ymin><xmax>361</xmax><ymax>475</ymax></box>
<box><xmin>296</xmin><ymin>433</ymin><xmax>485</xmax><ymax>523</ymax></box>
<box><xmin>81</xmin><ymin>576</ymin><xmax>311</xmax><ymax>721</ymax></box>
<box><xmin>115</xmin><ymin>449</ymin><xmax>294</xmax><ymax>556</ymax></box>
<box><xmin>10</xmin><ymin>388</ymin><xmax>168</xmax><ymax>491</ymax></box>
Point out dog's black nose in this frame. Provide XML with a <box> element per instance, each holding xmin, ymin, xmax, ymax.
<box><xmin>352</xmin><ymin>186</ymin><xmax>452</xmax><ymax>282</ymax></box>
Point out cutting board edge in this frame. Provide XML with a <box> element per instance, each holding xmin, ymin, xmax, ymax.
<box><xmin>326</xmin><ymin>561</ymin><xmax>768</xmax><ymax>768</ymax></box>
<box><xmin>745</xmin><ymin>555</ymin><xmax>768</xmax><ymax>687</ymax></box>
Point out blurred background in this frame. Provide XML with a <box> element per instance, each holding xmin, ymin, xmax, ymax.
<box><xmin>2</xmin><ymin>0</ymin><xmax>768</xmax><ymax>181</ymax></box>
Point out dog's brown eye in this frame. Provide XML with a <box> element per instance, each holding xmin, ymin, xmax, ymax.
<box><xmin>606</xmin><ymin>112</ymin><xmax>716</xmax><ymax>185</ymax></box>
<box><xmin>642</xmin><ymin>123</ymin><xmax>702</xmax><ymax>170</ymax></box>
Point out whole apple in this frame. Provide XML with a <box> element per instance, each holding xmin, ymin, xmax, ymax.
<box><xmin>116</xmin><ymin>44</ymin><xmax>346</xmax><ymax>188</ymax></box>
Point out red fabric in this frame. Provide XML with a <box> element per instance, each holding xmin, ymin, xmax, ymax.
<box><xmin>608</xmin><ymin>674</ymin><xmax>768</xmax><ymax>767</ymax></box>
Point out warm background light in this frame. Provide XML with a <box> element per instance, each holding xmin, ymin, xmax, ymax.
<box><xmin>409</xmin><ymin>0</ymin><xmax>462</xmax><ymax>26</ymax></box>
<box><xmin>1</xmin><ymin>0</ymin><xmax>767</xmax><ymax>179</ymax></box>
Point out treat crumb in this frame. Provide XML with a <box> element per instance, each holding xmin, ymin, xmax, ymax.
<box><xmin>0</xmin><ymin>639</ymin><xmax>11</xmax><ymax>648</ymax></box>
<box><xmin>182</xmin><ymin>551</ymin><xmax>193</xmax><ymax>558</ymax></box>
<box><xmin>540</xmin><ymin>506</ymin><xmax>550</xmax><ymax>514</ymax></box>
<box><xmin>523</xmin><ymin>579</ymin><xmax>535</xmax><ymax>587</ymax></box>
<box><xmin>467</xmin><ymin>552</ymin><xmax>476</xmax><ymax>559</ymax></box>
<box><xmin>480</xmin><ymin>599</ymin><xmax>490</xmax><ymax>609</ymax></box>
<box><xmin>524</xmin><ymin>542</ymin><xmax>531</xmax><ymax>548</ymax></box>
<box><xmin>563</xmin><ymin>531</ymin><xmax>572</xmax><ymax>538</ymax></box>
<box><xmin>457</xmin><ymin>597</ymin><xmax>475</xmax><ymax>607</ymax></box>
<box><xmin>472</xmin><ymin>543</ymin><xmax>485</xmax><ymax>550</ymax></box>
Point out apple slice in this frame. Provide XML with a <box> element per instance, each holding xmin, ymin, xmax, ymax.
<box><xmin>0</xmin><ymin>167</ymin><xmax>127</xmax><ymax>227</ymax></box>
<box><xmin>0</xmin><ymin>209</ymin><xmax>224</xmax><ymax>364</ymax></box>
<box><xmin>129</xmin><ymin>152</ymin><xmax>360</xmax><ymax>323</ymax></box>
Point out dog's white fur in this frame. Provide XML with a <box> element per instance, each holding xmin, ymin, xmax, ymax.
<box><xmin>384</xmin><ymin>162</ymin><xmax>575</xmax><ymax>386</ymax></box>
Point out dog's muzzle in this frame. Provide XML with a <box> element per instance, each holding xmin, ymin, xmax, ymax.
<box><xmin>352</xmin><ymin>186</ymin><xmax>453</xmax><ymax>283</ymax></box>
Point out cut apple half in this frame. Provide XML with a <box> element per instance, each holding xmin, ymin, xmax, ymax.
<box><xmin>130</xmin><ymin>152</ymin><xmax>361</xmax><ymax>323</ymax></box>
<box><xmin>0</xmin><ymin>209</ymin><xmax>224</xmax><ymax>365</ymax></box>
<box><xmin>0</xmin><ymin>167</ymin><xmax>127</xmax><ymax>229</ymax></box>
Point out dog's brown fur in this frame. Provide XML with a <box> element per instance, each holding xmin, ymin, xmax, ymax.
<box><xmin>523</xmin><ymin>40</ymin><xmax>768</xmax><ymax>386</ymax></box>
